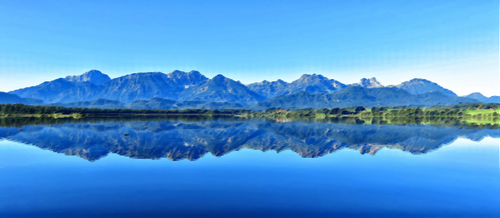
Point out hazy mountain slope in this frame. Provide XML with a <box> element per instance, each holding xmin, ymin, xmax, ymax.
<box><xmin>0</xmin><ymin>92</ymin><xmax>43</xmax><ymax>104</ymax></box>
<box><xmin>125</xmin><ymin>98</ymin><xmax>177</xmax><ymax>109</ymax></box>
<box><xmin>50</xmin><ymin>99</ymin><xmax>125</xmax><ymax>109</ymax></box>
<box><xmin>392</xmin><ymin>78</ymin><xmax>457</xmax><ymax>96</ymax></box>
<box><xmin>51</xmin><ymin>97</ymin><xmax>245</xmax><ymax>110</ymax></box>
<box><xmin>466</xmin><ymin>93</ymin><xmax>500</xmax><ymax>103</ymax></box>
<box><xmin>179</xmin><ymin>75</ymin><xmax>266</xmax><ymax>105</ymax></box>
<box><xmin>253</xmin><ymin>86</ymin><xmax>477</xmax><ymax>109</ymax></box>
<box><xmin>126</xmin><ymin>97</ymin><xmax>245</xmax><ymax>110</ymax></box>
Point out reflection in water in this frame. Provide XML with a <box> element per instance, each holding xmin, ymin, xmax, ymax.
<box><xmin>0</xmin><ymin>117</ymin><xmax>499</xmax><ymax>161</ymax></box>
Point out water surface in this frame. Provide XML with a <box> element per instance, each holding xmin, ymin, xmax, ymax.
<box><xmin>0</xmin><ymin>117</ymin><xmax>499</xmax><ymax>217</ymax></box>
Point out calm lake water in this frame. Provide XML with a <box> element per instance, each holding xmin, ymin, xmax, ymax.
<box><xmin>0</xmin><ymin>117</ymin><xmax>499</xmax><ymax>218</ymax></box>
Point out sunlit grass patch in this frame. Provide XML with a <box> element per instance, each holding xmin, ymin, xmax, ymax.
<box><xmin>463</xmin><ymin>116</ymin><xmax>499</xmax><ymax>124</ymax></box>
<box><xmin>465</xmin><ymin>109</ymin><xmax>497</xmax><ymax>115</ymax></box>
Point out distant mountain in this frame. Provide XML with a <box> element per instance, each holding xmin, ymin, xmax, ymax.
<box><xmin>50</xmin><ymin>99</ymin><xmax>125</xmax><ymax>109</ymax></box>
<box><xmin>179</xmin><ymin>75</ymin><xmax>265</xmax><ymax>105</ymax></box>
<box><xmin>465</xmin><ymin>93</ymin><xmax>500</xmax><ymax>103</ymax></box>
<box><xmin>64</xmin><ymin>69</ymin><xmax>111</xmax><ymax>85</ymax></box>
<box><xmin>0</xmin><ymin>92</ymin><xmax>43</xmax><ymax>104</ymax></box>
<box><xmin>52</xmin><ymin>97</ymin><xmax>244</xmax><ymax>110</ymax></box>
<box><xmin>253</xmin><ymin>86</ymin><xmax>477</xmax><ymax>109</ymax></box>
<box><xmin>391</xmin><ymin>78</ymin><xmax>457</xmax><ymax>97</ymax></box>
<box><xmin>126</xmin><ymin>97</ymin><xmax>244</xmax><ymax>110</ymax></box>
<box><xmin>248</xmin><ymin>74</ymin><xmax>347</xmax><ymax>99</ymax></box>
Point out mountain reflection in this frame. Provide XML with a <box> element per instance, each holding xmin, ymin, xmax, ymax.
<box><xmin>0</xmin><ymin>118</ymin><xmax>499</xmax><ymax>161</ymax></box>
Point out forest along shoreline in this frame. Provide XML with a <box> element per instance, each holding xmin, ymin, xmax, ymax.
<box><xmin>0</xmin><ymin>103</ymin><xmax>499</xmax><ymax>125</ymax></box>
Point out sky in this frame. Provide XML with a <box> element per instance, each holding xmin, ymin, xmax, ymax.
<box><xmin>0</xmin><ymin>0</ymin><xmax>498</xmax><ymax>96</ymax></box>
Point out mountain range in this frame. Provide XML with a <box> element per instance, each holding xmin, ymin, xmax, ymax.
<box><xmin>2</xmin><ymin>69</ymin><xmax>497</xmax><ymax>110</ymax></box>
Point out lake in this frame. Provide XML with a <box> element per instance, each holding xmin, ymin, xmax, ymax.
<box><xmin>0</xmin><ymin>117</ymin><xmax>499</xmax><ymax>218</ymax></box>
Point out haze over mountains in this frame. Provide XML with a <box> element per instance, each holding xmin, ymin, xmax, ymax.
<box><xmin>3</xmin><ymin>69</ymin><xmax>497</xmax><ymax>110</ymax></box>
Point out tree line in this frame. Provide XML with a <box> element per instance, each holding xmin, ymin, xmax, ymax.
<box><xmin>1</xmin><ymin>103</ymin><xmax>499</xmax><ymax>121</ymax></box>
<box><xmin>0</xmin><ymin>104</ymin><xmax>253</xmax><ymax>116</ymax></box>
<box><xmin>259</xmin><ymin>106</ymin><xmax>499</xmax><ymax>119</ymax></box>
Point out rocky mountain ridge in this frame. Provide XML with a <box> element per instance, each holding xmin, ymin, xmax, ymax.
<box><xmin>4</xmin><ymin>69</ymin><xmax>498</xmax><ymax>108</ymax></box>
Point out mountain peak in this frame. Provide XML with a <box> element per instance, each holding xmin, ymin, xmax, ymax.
<box><xmin>465</xmin><ymin>92</ymin><xmax>491</xmax><ymax>102</ymax></box>
<box><xmin>188</xmin><ymin>70</ymin><xmax>201</xmax><ymax>75</ymax></box>
<box><xmin>359</xmin><ymin>77</ymin><xmax>382</xmax><ymax>88</ymax></box>
<box><xmin>168</xmin><ymin>70</ymin><xmax>185</xmax><ymax>75</ymax></box>
<box><xmin>65</xmin><ymin>70</ymin><xmax>111</xmax><ymax>85</ymax></box>
<box><xmin>299</xmin><ymin>74</ymin><xmax>326</xmax><ymax>81</ymax></box>
<box><xmin>465</xmin><ymin>92</ymin><xmax>500</xmax><ymax>103</ymax></box>
<box><xmin>292</xmin><ymin>74</ymin><xmax>346</xmax><ymax>94</ymax></box>
<box><xmin>408</xmin><ymin>78</ymin><xmax>431</xmax><ymax>83</ymax></box>
<box><xmin>467</xmin><ymin>91</ymin><xmax>486</xmax><ymax>97</ymax></box>
<box><xmin>213</xmin><ymin>74</ymin><xmax>227</xmax><ymax>80</ymax></box>
<box><xmin>166</xmin><ymin>70</ymin><xmax>208</xmax><ymax>86</ymax></box>
<box><xmin>395</xmin><ymin>78</ymin><xmax>457</xmax><ymax>97</ymax></box>
<box><xmin>179</xmin><ymin>74</ymin><xmax>265</xmax><ymax>105</ymax></box>
<box><xmin>168</xmin><ymin>70</ymin><xmax>202</xmax><ymax>76</ymax></box>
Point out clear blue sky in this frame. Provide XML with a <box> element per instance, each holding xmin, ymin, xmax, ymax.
<box><xmin>0</xmin><ymin>0</ymin><xmax>498</xmax><ymax>96</ymax></box>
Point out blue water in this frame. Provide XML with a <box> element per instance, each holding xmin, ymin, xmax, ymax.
<box><xmin>0</xmin><ymin>118</ymin><xmax>499</xmax><ymax>217</ymax></box>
